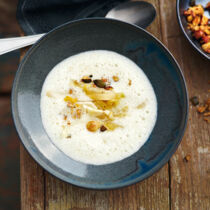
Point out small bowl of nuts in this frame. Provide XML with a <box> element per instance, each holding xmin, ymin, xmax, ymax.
<box><xmin>177</xmin><ymin>0</ymin><xmax>210</xmax><ymax>60</ymax></box>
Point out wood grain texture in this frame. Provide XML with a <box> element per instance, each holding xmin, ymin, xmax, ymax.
<box><xmin>0</xmin><ymin>0</ymin><xmax>20</xmax><ymax>93</ymax></box>
<box><xmin>168</xmin><ymin>36</ymin><xmax>210</xmax><ymax>210</ymax></box>
<box><xmin>20</xmin><ymin>145</ymin><xmax>45</xmax><ymax>210</ymax></box>
<box><xmin>0</xmin><ymin>54</ymin><xmax>19</xmax><ymax>93</ymax></box>
<box><xmin>0</xmin><ymin>97</ymin><xmax>20</xmax><ymax>209</ymax></box>
<box><xmin>144</xmin><ymin>0</ymin><xmax>162</xmax><ymax>40</ymax></box>
<box><xmin>159</xmin><ymin>0</ymin><xmax>210</xmax><ymax>209</ymax></box>
<box><xmin>45</xmin><ymin>165</ymin><xmax>169</xmax><ymax>210</ymax></box>
<box><xmin>0</xmin><ymin>0</ymin><xmax>19</xmax><ymax>36</ymax></box>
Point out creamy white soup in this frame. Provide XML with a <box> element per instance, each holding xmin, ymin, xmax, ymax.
<box><xmin>41</xmin><ymin>50</ymin><xmax>157</xmax><ymax>165</ymax></box>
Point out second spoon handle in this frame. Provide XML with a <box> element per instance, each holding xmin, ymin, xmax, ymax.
<box><xmin>0</xmin><ymin>33</ymin><xmax>45</xmax><ymax>55</ymax></box>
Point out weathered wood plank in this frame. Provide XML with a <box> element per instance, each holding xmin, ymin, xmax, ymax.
<box><xmin>168</xmin><ymin>35</ymin><xmax>210</xmax><ymax>210</ymax></box>
<box><xmin>109</xmin><ymin>165</ymin><xmax>169</xmax><ymax>210</ymax></box>
<box><xmin>0</xmin><ymin>54</ymin><xmax>19</xmax><ymax>93</ymax></box>
<box><xmin>20</xmin><ymin>146</ymin><xmax>45</xmax><ymax>210</ymax></box>
<box><xmin>144</xmin><ymin>0</ymin><xmax>162</xmax><ymax>40</ymax></box>
<box><xmin>0</xmin><ymin>97</ymin><xmax>20</xmax><ymax>209</ymax></box>
<box><xmin>0</xmin><ymin>0</ymin><xmax>20</xmax><ymax>93</ymax></box>
<box><xmin>45</xmin><ymin>165</ymin><xmax>169</xmax><ymax>210</ymax></box>
<box><xmin>0</xmin><ymin>0</ymin><xmax>20</xmax><ymax>36</ymax></box>
<box><xmin>159</xmin><ymin>0</ymin><xmax>210</xmax><ymax>209</ymax></box>
<box><xmin>159</xmin><ymin>0</ymin><xmax>183</xmax><ymax>43</ymax></box>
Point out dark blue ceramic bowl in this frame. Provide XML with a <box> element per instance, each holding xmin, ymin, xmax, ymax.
<box><xmin>177</xmin><ymin>0</ymin><xmax>210</xmax><ymax>60</ymax></box>
<box><xmin>12</xmin><ymin>18</ymin><xmax>188</xmax><ymax>189</ymax></box>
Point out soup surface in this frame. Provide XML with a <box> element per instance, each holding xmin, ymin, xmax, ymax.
<box><xmin>41</xmin><ymin>50</ymin><xmax>157</xmax><ymax>165</ymax></box>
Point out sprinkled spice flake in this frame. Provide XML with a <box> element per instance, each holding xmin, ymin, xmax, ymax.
<box><xmin>112</xmin><ymin>75</ymin><xmax>119</xmax><ymax>82</ymax></box>
<box><xmin>69</xmin><ymin>89</ymin><xmax>73</xmax><ymax>94</ymax></box>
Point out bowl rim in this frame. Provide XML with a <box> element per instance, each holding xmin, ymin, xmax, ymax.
<box><xmin>176</xmin><ymin>0</ymin><xmax>210</xmax><ymax>60</ymax></box>
<box><xmin>11</xmin><ymin>17</ymin><xmax>189</xmax><ymax>190</ymax></box>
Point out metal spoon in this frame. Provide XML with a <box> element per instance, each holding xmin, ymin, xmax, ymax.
<box><xmin>0</xmin><ymin>1</ymin><xmax>156</xmax><ymax>55</ymax></box>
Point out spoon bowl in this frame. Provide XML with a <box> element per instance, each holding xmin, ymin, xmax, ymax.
<box><xmin>106</xmin><ymin>1</ymin><xmax>156</xmax><ymax>28</ymax></box>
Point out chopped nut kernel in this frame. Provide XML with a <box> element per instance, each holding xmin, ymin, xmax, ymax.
<box><xmin>187</xmin><ymin>15</ymin><xmax>193</xmax><ymax>22</ymax></box>
<box><xmin>100</xmin><ymin>125</ymin><xmax>107</xmax><ymax>132</ymax></box>
<box><xmin>86</xmin><ymin>121</ymin><xmax>101</xmax><ymax>132</ymax></box>
<box><xmin>64</xmin><ymin>115</ymin><xmax>67</xmax><ymax>120</ymax></box>
<box><xmin>197</xmin><ymin>105</ymin><xmax>208</xmax><ymax>113</ymax></box>
<box><xmin>67</xmin><ymin>121</ymin><xmax>71</xmax><ymax>125</ymax></box>
<box><xmin>93</xmin><ymin>79</ymin><xmax>106</xmax><ymax>88</ymax></box>
<box><xmin>206</xmin><ymin>98</ymin><xmax>210</xmax><ymax>105</ymax></box>
<box><xmin>113</xmin><ymin>75</ymin><xmax>119</xmax><ymax>82</ymax></box>
<box><xmin>204</xmin><ymin>118</ymin><xmax>210</xmax><ymax>123</ymax></box>
<box><xmin>69</xmin><ymin>89</ymin><xmax>73</xmax><ymax>94</ymax></box>
<box><xmin>81</xmin><ymin>76</ymin><xmax>92</xmax><ymax>83</ymax></box>
<box><xmin>128</xmin><ymin>79</ymin><xmax>132</xmax><ymax>86</ymax></box>
<box><xmin>184</xmin><ymin>154</ymin><xmax>191</xmax><ymax>162</ymax></box>
<box><xmin>204</xmin><ymin>112</ymin><xmax>210</xmax><ymax>117</ymax></box>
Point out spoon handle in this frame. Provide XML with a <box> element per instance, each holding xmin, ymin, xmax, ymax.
<box><xmin>0</xmin><ymin>33</ymin><xmax>45</xmax><ymax>55</ymax></box>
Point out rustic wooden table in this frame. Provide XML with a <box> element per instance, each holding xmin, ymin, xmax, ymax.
<box><xmin>19</xmin><ymin>0</ymin><xmax>210</xmax><ymax>209</ymax></box>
